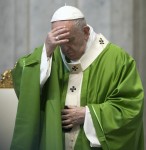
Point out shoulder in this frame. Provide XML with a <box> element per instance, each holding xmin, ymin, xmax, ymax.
<box><xmin>105</xmin><ymin>43</ymin><xmax>134</xmax><ymax>64</ymax></box>
<box><xmin>107</xmin><ymin>43</ymin><xmax>130</xmax><ymax>57</ymax></box>
<box><xmin>15</xmin><ymin>45</ymin><xmax>43</xmax><ymax>68</ymax></box>
<box><xmin>97</xmin><ymin>43</ymin><xmax>137</xmax><ymax>74</ymax></box>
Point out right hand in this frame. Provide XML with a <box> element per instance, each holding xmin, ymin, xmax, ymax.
<box><xmin>45</xmin><ymin>26</ymin><xmax>70</xmax><ymax>57</ymax></box>
<box><xmin>61</xmin><ymin>106</ymin><xmax>86</xmax><ymax>130</ymax></box>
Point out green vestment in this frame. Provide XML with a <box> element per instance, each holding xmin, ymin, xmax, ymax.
<box><xmin>11</xmin><ymin>43</ymin><xmax>144</xmax><ymax>150</ymax></box>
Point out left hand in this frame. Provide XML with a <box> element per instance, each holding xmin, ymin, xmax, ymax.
<box><xmin>61</xmin><ymin>106</ymin><xmax>86</xmax><ymax>130</ymax></box>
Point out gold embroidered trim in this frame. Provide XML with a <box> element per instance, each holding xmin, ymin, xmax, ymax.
<box><xmin>0</xmin><ymin>70</ymin><xmax>13</xmax><ymax>88</ymax></box>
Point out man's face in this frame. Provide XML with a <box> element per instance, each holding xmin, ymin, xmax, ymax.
<box><xmin>52</xmin><ymin>20</ymin><xmax>90</xmax><ymax>61</ymax></box>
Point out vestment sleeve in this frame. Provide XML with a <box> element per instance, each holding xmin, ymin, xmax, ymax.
<box><xmin>88</xmin><ymin>56</ymin><xmax>144</xmax><ymax>149</ymax></box>
<box><xmin>84</xmin><ymin>106</ymin><xmax>101</xmax><ymax>147</ymax></box>
<box><xmin>12</xmin><ymin>45</ymin><xmax>45</xmax><ymax>99</ymax></box>
<box><xmin>11</xmin><ymin>58</ymin><xmax>25</xmax><ymax>99</ymax></box>
<box><xmin>40</xmin><ymin>44</ymin><xmax>52</xmax><ymax>88</ymax></box>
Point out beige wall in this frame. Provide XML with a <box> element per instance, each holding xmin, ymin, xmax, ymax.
<box><xmin>0</xmin><ymin>0</ymin><xmax>145</xmax><ymax>149</ymax></box>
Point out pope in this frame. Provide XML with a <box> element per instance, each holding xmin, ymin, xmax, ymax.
<box><xmin>11</xmin><ymin>5</ymin><xmax>144</xmax><ymax>150</ymax></box>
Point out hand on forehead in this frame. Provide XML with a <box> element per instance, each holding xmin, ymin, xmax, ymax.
<box><xmin>52</xmin><ymin>20</ymin><xmax>74</xmax><ymax>30</ymax></box>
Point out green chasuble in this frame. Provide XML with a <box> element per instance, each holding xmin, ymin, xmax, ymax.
<box><xmin>11</xmin><ymin>43</ymin><xmax>144</xmax><ymax>150</ymax></box>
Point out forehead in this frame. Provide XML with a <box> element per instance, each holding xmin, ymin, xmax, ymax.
<box><xmin>51</xmin><ymin>20</ymin><xmax>74</xmax><ymax>29</ymax></box>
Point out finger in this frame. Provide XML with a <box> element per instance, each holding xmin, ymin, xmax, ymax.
<box><xmin>52</xmin><ymin>27</ymin><xmax>69</xmax><ymax>35</ymax></box>
<box><xmin>61</xmin><ymin>108</ymin><xmax>71</xmax><ymax>115</ymax></box>
<box><xmin>62</xmin><ymin>124</ymin><xmax>73</xmax><ymax>129</ymax></box>
<box><xmin>62</xmin><ymin>119</ymin><xmax>71</xmax><ymax>125</ymax></box>
<box><xmin>55</xmin><ymin>32</ymin><xmax>70</xmax><ymax>41</ymax></box>
<box><xmin>61</xmin><ymin>114</ymin><xmax>70</xmax><ymax>120</ymax></box>
<box><xmin>52</xmin><ymin>26</ymin><xmax>66</xmax><ymax>32</ymax></box>
<box><xmin>55</xmin><ymin>39</ymin><xmax>69</xmax><ymax>45</ymax></box>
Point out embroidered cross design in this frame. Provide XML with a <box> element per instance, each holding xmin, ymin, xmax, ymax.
<box><xmin>72</xmin><ymin>66</ymin><xmax>78</xmax><ymax>71</ymax></box>
<box><xmin>99</xmin><ymin>38</ymin><xmax>104</xmax><ymax>44</ymax></box>
<box><xmin>70</xmin><ymin>86</ymin><xmax>76</xmax><ymax>92</ymax></box>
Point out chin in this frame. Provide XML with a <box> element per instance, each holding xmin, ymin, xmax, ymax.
<box><xmin>66</xmin><ymin>54</ymin><xmax>80</xmax><ymax>61</ymax></box>
<box><xmin>70</xmin><ymin>57</ymin><xmax>79</xmax><ymax>61</ymax></box>
<box><xmin>67</xmin><ymin>55</ymin><xmax>76</xmax><ymax>60</ymax></box>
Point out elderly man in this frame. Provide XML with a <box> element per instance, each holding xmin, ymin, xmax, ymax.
<box><xmin>11</xmin><ymin>6</ymin><xmax>144</xmax><ymax>150</ymax></box>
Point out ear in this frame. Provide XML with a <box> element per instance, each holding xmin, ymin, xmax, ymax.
<box><xmin>83</xmin><ymin>26</ymin><xmax>90</xmax><ymax>40</ymax></box>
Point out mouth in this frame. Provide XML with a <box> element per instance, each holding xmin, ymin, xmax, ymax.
<box><xmin>61</xmin><ymin>48</ymin><xmax>76</xmax><ymax>59</ymax></box>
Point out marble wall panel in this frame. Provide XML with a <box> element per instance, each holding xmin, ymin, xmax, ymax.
<box><xmin>79</xmin><ymin>0</ymin><xmax>111</xmax><ymax>39</ymax></box>
<box><xmin>14</xmin><ymin>0</ymin><xmax>30</xmax><ymax>60</ymax></box>
<box><xmin>110</xmin><ymin>0</ymin><xmax>134</xmax><ymax>55</ymax></box>
<box><xmin>0</xmin><ymin>0</ymin><xmax>15</xmax><ymax>73</ymax></box>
